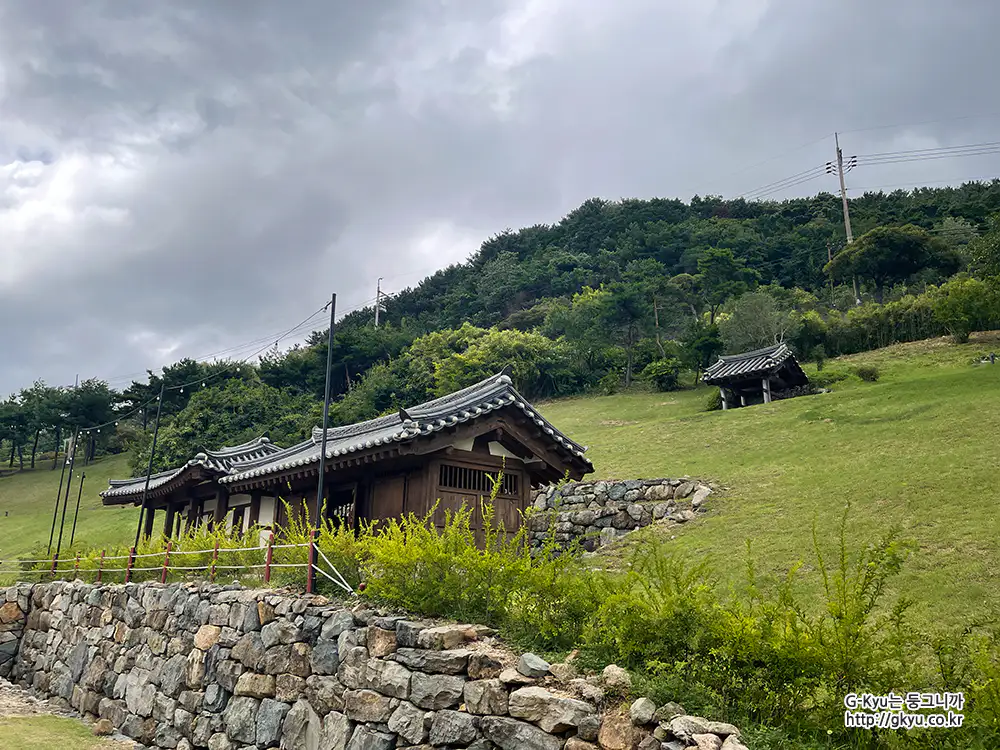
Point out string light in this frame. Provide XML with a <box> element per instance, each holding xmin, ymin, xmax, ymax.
<box><xmin>62</xmin><ymin>300</ymin><xmax>331</xmax><ymax>435</ymax></box>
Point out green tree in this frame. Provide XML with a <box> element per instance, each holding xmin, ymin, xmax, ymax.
<box><xmin>130</xmin><ymin>376</ymin><xmax>316</xmax><ymax>475</ymax></box>
<box><xmin>967</xmin><ymin>215</ymin><xmax>1000</xmax><ymax>279</ymax></box>
<box><xmin>826</xmin><ymin>225</ymin><xmax>960</xmax><ymax>303</ymax></box>
<box><xmin>930</xmin><ymin>276</ymin><xmax>999</xmax><ymax>343</ymax></box>
<box><xmin>696</xmin><ymin>247</ymin><xmax>759</xmax><ymax>323</ymax></box>
<box><xmin>680</xmin><ymin>321</ymin><xmax>724</xmax><ymax>381</ymax></box>
<box><xmin>719</xmin><ymin>292</ymin><xmax>800</xmax><ymax>354</ymax></box>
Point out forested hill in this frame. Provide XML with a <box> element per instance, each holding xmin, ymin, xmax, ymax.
<box><xmin>339</xmin><ymin>182</ymin><xmax>1000</xmax><ymax>335</ymax></box>
<box><xmin>4</xmin><ymin>180</ymin><xmax>1000</xmax><ymax>476</ymax></box>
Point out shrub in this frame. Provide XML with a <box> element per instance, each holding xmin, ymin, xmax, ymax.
<box><xmin>640</xmin><ymin>358</ymin><xmax>682</xmax><ymax>391</ymax></box>
<box><xmin>810</xmin><ymin>367</ymin><xmax>851</xmax><ymax>389</ymax></box>
<box><xmin>704</xmin><ymin>389</ymin><xmax>723</xmax><ymax>411</ymax></box>
<box><xmin>854</xmin><ymin>364</ymin><xmax>880</xmax><ymax>382</ymax></box>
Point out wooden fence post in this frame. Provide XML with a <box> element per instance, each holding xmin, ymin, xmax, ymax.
<box><xmin>125</xmin><ymin>547</ymin><xmax>136</xmax><ymax>583</ymax></box>
<box><xmin>74</xmin><ymin>554</ymin><xmax>80</xmax><ymax>579</ymax></box>
<box><xmin>264</xmin><ymin>532</ymin><xmax>275</xmax><ymax>584</ymax></box>
<box><xmin>210</xmin><ymin>540</ymin><xmax>220</xmax><ymax>584</ymax></box>
<box><xmin>161</xmin><ymin>542</ymin><xmax>172</xmax><ymax>584</ymax></box>
<box><xmin>50</xmin><ymin>554</ymin><xmax>57</xmax><ymax>579</ymax></box>
<box><xmin>97</xmin><ymin>550</ymin><xmax>105</xmax><ymax>583</ymax></box>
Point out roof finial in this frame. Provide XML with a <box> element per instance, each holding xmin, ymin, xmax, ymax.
<box><xmin>498</xmin><ymin>364</ymin><xmax>513</xmax><ymax>383</ymax></box>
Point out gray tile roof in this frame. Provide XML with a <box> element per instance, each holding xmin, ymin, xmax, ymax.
<box><xmin>220</xmin><ymin>372</ymin><xmax>592</xmax><ymax>486</ymax></box>
<box><xmin>703</xmin><ymin>342</ymin><xmax>803</xmax><ymax>383</ymax></box>
<box><xmin>101</xmin><ymin>436</ymin><xmax>280</xmax><ymax>501</ymax></box>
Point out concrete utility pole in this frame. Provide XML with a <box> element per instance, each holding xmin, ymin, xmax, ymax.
<box><xmin>835</xmin><ymin>132</ymin><xmax>854</xmax><ymax>244</ymax></box>
<box><xmin>374</xmin><ymin>278</ymin><xmax>382</xmax><ymax>327</ymax></box>
<box><xmin>831</xmin><ymin>133</ymin><xmax>861</xmax><ymax>304</ymax></box>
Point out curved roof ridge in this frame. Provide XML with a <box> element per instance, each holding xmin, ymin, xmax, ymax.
<box><xmin>717</xmin><ymin>341</ymin><xmax>788</xmax><ymax>362</ymax></box>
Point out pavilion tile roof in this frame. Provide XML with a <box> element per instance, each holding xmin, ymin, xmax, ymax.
<box><xmin>220</xmin><ymin>372</ymin><xmax>592</xmax><ymax>486</ymax></box>
<box><xmin>703</xmin><ymin>342</ymin><xmax>801</xmax><ymax>384</ymax></box>
<box><xmin>101</xmin><ymin>436</ymin><xmax>280</xmax><ymax>501</ymax></box>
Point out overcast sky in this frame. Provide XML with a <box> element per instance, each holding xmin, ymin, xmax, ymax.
<box><xmin>3</xmin><ymin>0</ymin><xmax>1000</xmax><ymax>397</ymax></box>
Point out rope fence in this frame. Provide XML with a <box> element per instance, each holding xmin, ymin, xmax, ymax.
<box><xmin>0</xmin><ymin>534</ymin><xmax>355</xmax><ymax>595</ymax></box>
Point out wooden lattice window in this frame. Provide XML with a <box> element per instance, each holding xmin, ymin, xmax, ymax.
<box><xmin>439</xmin><ymin>464</ymin><xmax>519</xmax><ymax>496</ymax></box>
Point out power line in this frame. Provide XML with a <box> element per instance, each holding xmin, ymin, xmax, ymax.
<box><xmin>837</xmin><ymin>112</ymin><xmax>1000</xmax><ymax>136</ymax></box>
<box><xmin>74</xmin><ymin>300</ymin><xmax>333</xmax><ymax>435</ymax></box>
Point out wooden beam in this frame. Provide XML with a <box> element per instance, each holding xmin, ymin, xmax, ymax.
<box><xmin>213</xmin><ymin>488</ymin><xmax>229</xmax><ymax>530</ymax></box>
<box><xmin>249</xmin><ymin>492</ymin><xmax>262</xmax><ymax>527</ymax></box>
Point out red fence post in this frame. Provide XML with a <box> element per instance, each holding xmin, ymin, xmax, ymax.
<box><xmin>97</xmin><ymin>550</ymin><xmax>105</xmax><ymax>583</ymax></box>
<box><xmin>50</xmin><ymin>554</ymin><xmax>57</xmax><ymax>578</ymax></box>
<box><xmin>161</xmin><ymin>542</ymin><xmax>172</xmax><ymax>584</ymax></box>
<box><xmin>125</xmin><ymin>547</ymin><xmax>136</xmax><ymax>584</ymax></box>
<box><xmin>210</xmin><ymin>540</ymin><xmax>220</xmax><ymax>584</ymax></box>
<box><xmin>264</xmin><ymin>532</ymin><xmax>274</xmax><ymax>584</ymax></box>
<box><xmin>306</xmin><ymin>529</ymin><xmax>317</xmax><ymax>594</ymax></box>
<box><xmin>74</xmin><ymin>554</ymin><xmax>80</xmax><ymax>579</ymax></box>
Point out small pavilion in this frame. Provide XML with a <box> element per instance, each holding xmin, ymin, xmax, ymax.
<box><xmin>102</xmin><ymin>371</ymin><xmax>594</xmax><ymax>545</ymax></box>
<box><xmin>703</xmin><ymin>342</ymin><xmax>809</xmax><ymax>409</ymax></box>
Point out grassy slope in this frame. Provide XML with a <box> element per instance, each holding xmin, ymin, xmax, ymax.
<box><xmin>0</xmin><ymin>454</ymin><xmax>137</xmax><ymax>569</ymax></box>
<box><xmin>539</xmin><ymin>332</ymin><xmax>1000</xmax><ymax>628</ymax></box>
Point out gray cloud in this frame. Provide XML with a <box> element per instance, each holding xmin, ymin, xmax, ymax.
<box><xmin>1</xmin><ymin>0</ymin><xmax>998</xmax><ymax>396</ymax></box>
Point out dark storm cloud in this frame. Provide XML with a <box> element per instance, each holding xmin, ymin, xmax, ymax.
<box><xmin>1</xmin><ymin>0</ymin><xmax>998</xmax><ymax>396</ymax></box>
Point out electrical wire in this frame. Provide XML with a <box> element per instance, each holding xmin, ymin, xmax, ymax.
<box><xmin>73</xmin><ymin>301</ymin><xmax>333</xmax><ymax>435</ymax></box>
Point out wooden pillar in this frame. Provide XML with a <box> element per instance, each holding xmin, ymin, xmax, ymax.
<box><xmin>249</xmin><ymin>491</ymin><xmax>262</xmax><ymax>528</ymax></box>
<box><xmin>185</xmin><ymin>499</ymin><xmax>199</xmax><ymax>533</ymax></box>
<box><xmin>762</xmin><ymin>377</ymin><xmax>772</xmax><ymax>404</ymax></box>
<box><xmin>142</xmin><ymin>507</ymin><xmax>156</xmax><ymax>540</ymax></box>
<box><xmin>214</xmin><ymin>488</ymin><xmax>230</xmax><ymax>531</ymax></box>
<box><xmin>163</xmin><ymin>503</ymin><xmax>176</xmax><ymax>540</ymax></box>
<box><xmin>720</xmin><ymin>387</ymin><xmax>729</xmax><ymax>411</ymax></box>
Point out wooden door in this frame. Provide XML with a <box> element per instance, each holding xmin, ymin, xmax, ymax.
<box><xmin>369</xmin><ymin>475</ymin><xmax>406</xmax><ymax>530</ymax></box>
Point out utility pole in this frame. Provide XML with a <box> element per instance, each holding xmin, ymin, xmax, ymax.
<box><xmin>310</xmin><ymin>293</ymin><xmax>337</xmax><ymax>595</ymax></box>
<box><xmin>835</xmin><ymin>132</ymin><xmax>854</xmax><ymax>244</ymax></box>
<box><xmin>830</xmin><ymin>133</ymin><xmax>860</xmax><ymax>304</ymax></box>
<box><xmin>374</xmin><ymin>278</ymin><xmax>382</xmax><ymax>327</ymax></box>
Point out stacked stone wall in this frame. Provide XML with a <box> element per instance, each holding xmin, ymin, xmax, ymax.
<box><xmin>2</xmin><ymin>580</ymin><xmax>746</xmax><ymax>750</ymax></box>
<box><xmin>527</xmin><ymin>479</ymin><xmax>716</xmax><ymax>553</ymax></box>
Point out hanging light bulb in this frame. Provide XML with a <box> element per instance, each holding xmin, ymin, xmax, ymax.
<box><xmin>179</xmin><ymin>387</ymin><xmax>184</xmax><ymax>393</ymax></box>
<box><xmin>97</xmin><ymin>428</ymin><xmax>101</xmax><ymax>433</ymax></box>
<box><xmin>115</xmin><ymin>421</ymin><xmax>119</xmax><ymax>427</ymax></box>
<box><xmin>202</xmin><ymin>382</ymin><xmax>206</xmax><ymax>388</ymax></box>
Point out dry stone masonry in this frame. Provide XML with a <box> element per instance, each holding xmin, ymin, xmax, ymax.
<box><xmin>0</xmin><ymin>580</ymin><xmax>746</xmax><ymax>750</ymax></box>
<box><xmin>528</xmin><ymin>479</ymin><xmax>715</xmax><ymax>553</ymax></box>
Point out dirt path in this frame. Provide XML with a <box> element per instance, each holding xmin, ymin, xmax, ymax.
<box><xmin>0</xmin><ymin>677</ymin><xmax>63</xmax><ymax>718</ymax></box>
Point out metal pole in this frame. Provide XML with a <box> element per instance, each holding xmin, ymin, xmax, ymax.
<box><xmin>374</xmin><ymin>279</ymin><xmax>382</xmax><ymax>327</ymax></box>
<box><xmin>69</xmin><ymin>472</ymin><xmax>86</xmax><ymax>546</ymax></box>
<box><xmin>310</xmin><ymin>293</ymin><xmax>337</xmax><ymax>594</ymax></box>
<box><xmin>47</xmin><ymin>440</ymin><xmax>70</xmax><ymax>554</ymax></box>
<box><xmin>134</xmin><ymin>382</ymin><xmax>166</xmax><ymax>549</ymax></box>
<box><xmin>54</xmin><ymin>429</ymin><xmax>81</xmax><ymax>563</ymax></box>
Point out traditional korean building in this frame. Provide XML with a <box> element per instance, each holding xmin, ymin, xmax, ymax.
<box><xmin>102</xmin><ymin>371</ymin><xmax>593</xmax><ymax>544</ymax></box>
<box><xmin>100</xmin><ymin>437</ymin><xmax>282</xmax><ymax>538</ymax></box>
<box><xmin>702</xmin><ymin>342</ymin><xmax>809</xmax><ymax>409</ymax></box>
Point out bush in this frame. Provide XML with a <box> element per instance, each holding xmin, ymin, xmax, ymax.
<box><xmin>854</xmin><ymin>364</ymin><xmax>880</xmax><ymax>382</ymax></box>
<box><xmin>704</xmin><ymin>389</ymin><xmax>723</xmax><ymax>411</ymax></box>
<box><xmin>640</xmin><ymin>358</ymin><xmax>681</xmax><ymax>391</ymax></box>
<box><xmin>810</xmin><ymin>367</ymin><xmax>851</xmax><ymax>388</ymax></box>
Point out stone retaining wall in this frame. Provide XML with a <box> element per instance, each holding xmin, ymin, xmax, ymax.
<box><xmin>1</xmin><ymin>580</ymin><xmax>747</xmax><ymax>750</ymax></box>
<box><xmin>527</xmin><ymin>479</ymin><xmax>715</xmax><ymax>553</ymax></box>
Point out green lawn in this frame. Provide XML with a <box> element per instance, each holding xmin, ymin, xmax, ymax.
<box><xmin>0</xmin><ymin>715</ymin><xmax>125</xmax><ymax>750</ymax></box>
<box><xmin>0</xmin><ymin>454</ymin><xmax>137</xmax><ymax>577</ymax></box>
<box><xmin>539</xmin><ymin>332</ymin><xmax>1000</xmax><ymax>629</ymax></box>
